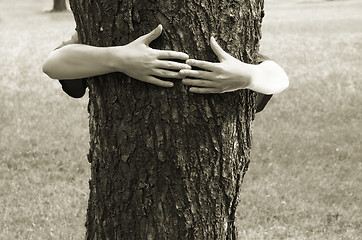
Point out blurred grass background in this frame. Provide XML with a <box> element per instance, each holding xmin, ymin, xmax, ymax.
<box><xmin>0</xmin><ymin>0</ymin><xmax>361</xmax><ymax>239</ymax></box>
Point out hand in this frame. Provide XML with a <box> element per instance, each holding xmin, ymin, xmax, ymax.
<box><xmin>114</xmin><ymin>25</ymin><xmax>191</xmax><ymax>87</ymax></box>
<box><xmin>180</xmin><ymin>36</ymin><xmax>256</xmax><ymax>93</ymax></box>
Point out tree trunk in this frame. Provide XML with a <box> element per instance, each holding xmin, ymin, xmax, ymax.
<box><xmin>52</xmin><ymin>0</ymin><xmax>67</xmax><ymax>11</ymax></box>
<box><xmin>69</xmin><ymin>0</ymin><xmax>264</xmax><ymax>239</ymax></box>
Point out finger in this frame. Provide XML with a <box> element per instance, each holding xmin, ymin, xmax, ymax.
<box><xmin>182</xmin><ymin>79</ymin><xmax>217</xmax><ymax>88</ymax></box>
<box><xmin>144</xmin><ymin>76</ymin><xmax>174</xmax><ymax>88</ymax></box>
<box><xmin>152</xmin><ymin>69</ymin><xmax>183</xmax><ymax>79</ymax></box>
<box><xmin>179</xmin><ymin>69</ymin><xmax>213</xmax><ymax>79</ymax></box>
<box><xmin>185</xmin><ymin>59</ymin><xmax>218</xmax><ymax>71</ymax></box>
<box><xmin>189</xmin><ymin>87</ymin><xmax>220</xmax><ymax>94</ymax></box>
<box><xmin>210</xmin><ymin>36</ymin><xmax>230</xmax><ymax>61</ymax></box>
<box><xmin>140</xmin><ymin>24</ymin><xmax>163</xmax><ymax>45</ymax></box>
<box><xmin>155</xmin><ymin>60</ymin><xmax>192</xmax><ymax>71</ymax></box>
<box><xmin>155</xmin><ymin>50</ymin><xmax>189</xmax><ymax>60</ymax></box>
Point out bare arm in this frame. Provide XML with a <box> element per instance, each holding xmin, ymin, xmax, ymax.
<box><xmin>43</xmin><ymin>44</ymin><xmax>115</xmax><ymax>80</ymax></box>
<box><xmin>42</xmin><ymin>25</ymin><xmax>191</xmax><ymax>88</ymax></box>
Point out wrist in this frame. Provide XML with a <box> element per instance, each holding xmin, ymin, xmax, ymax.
<box><xmin>244</xmin><ymin>63</ymin><xmax>260</xmax><ymax>91</ymax></box>
<box><xmin>246</xmin><ymin>60</ymin><xmax>289</xmax><ymax>94</ymax></box>
<box><xmin>106</xmin><ymin>46</ymin><xmax>126</xmax><ymax>73</ymax></box>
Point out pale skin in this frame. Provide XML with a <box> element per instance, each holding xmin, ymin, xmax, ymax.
<box><xmin>43</xmin><ymin>25</ymin><xmax>289</xmax><ymax>95</ymax></box>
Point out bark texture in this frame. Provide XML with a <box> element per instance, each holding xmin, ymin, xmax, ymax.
<box><xmin>69</xmin><ymin>0</ymin><xmax>264</xmax><ymax>239</ymax></box>
<box><xmin>52</xmin><ymin>0</ymin><xmax>67</xmax><ymax>11</ymax></box>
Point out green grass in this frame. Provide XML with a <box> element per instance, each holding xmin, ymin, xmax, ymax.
<box><xmin>0</xmin><ymin>0</ymin><xmax>361</xmax><ymax>239</ymax></box>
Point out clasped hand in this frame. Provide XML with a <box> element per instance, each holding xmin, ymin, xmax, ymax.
<box><xmin>119</xmin><ymin>25</ymin><xmax>253</xmax><ymax>93</ymax></box>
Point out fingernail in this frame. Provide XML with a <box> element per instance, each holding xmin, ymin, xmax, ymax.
<box><xmin>181</xmin><ymin>53</ymin><xmax>189</xmax><ymax>59</ymax></box>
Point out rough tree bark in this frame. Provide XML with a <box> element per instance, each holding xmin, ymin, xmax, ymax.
<box><xmin>51</xmin><ymin>0</ymin><xmax>67</xmax><ymax>12</ymax></box>
<box><xmin>69</xmin><ymin>0</ymin><xmax>264</xmax><ymax>239</ymax></box>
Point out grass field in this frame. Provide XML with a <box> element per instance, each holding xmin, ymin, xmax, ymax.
<box><xmin>0</xmin><ymin>0</ymin><xmax>361</xmax><ymax>239</ymax></box>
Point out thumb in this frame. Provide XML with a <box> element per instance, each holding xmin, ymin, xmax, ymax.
<box><xmin>210</xmin><ymin>36</ymin><xmax>230</xmax><ymax>61</ymax></box>
<box><xmin>141</xmin><ymin>24</ymin><xmax>163</xmax><ymax>45</ymax></box>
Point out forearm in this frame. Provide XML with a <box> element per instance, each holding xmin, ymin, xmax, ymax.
<box><xmin>248</xmin><ymin>60</ymin><xmax>289</xmax><ymax>95</ymax></box>
<box><xmin>42</xmin><ymin>44</ymin><xmax>117</xmax><ymax>80</ymax></box>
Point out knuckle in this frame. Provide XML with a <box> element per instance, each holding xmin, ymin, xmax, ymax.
<box><xmin>196</xmin><ymin>71</ymin><xmax>203</xmax><ymax>77</ymax></box>
<box><xmin>159</xmin><ymin>69</ymin><xmax>167</xmax><ymax>76</ymax></box>
<box><xmin>161</xmin><ymin>69</ymin><xmax>175</xmax><ymax>77</ymax></box>
<box><xmin>161</xmin><ymin>69</ymin><xmax>170</xmax><ymax>75</ymax></box>
<box><xmin>165</xmin><ymin>51</ymin><xmax>173</xmax><ymax>58</ymax></box>
<box><xmin>143</xmin><ymin>54</ymin><xmax>153</xmax><ymax>62</ymax></box>
<box><xmin>215</xmin><ymin>75</ymin><xmax>222</xmax><ymax>81</ymax></box>
<box><xmin>214</xmin><ymin>63</ymin><xmax>223</xmax><ymax>71</ymax></box>
<box><xmin>152</xmin><ymin>69</ymin><xmax>161</xmax><ymax>75</ymax></box>
<box><xmin>149</xmin><ymin>51</ymin><xmax>158</xmax><ymax>59</ymax></box>
<box><xmin>167</xmin><ymin>62</ymin><xmax>174</xmax><ymax>68</ymax></box>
